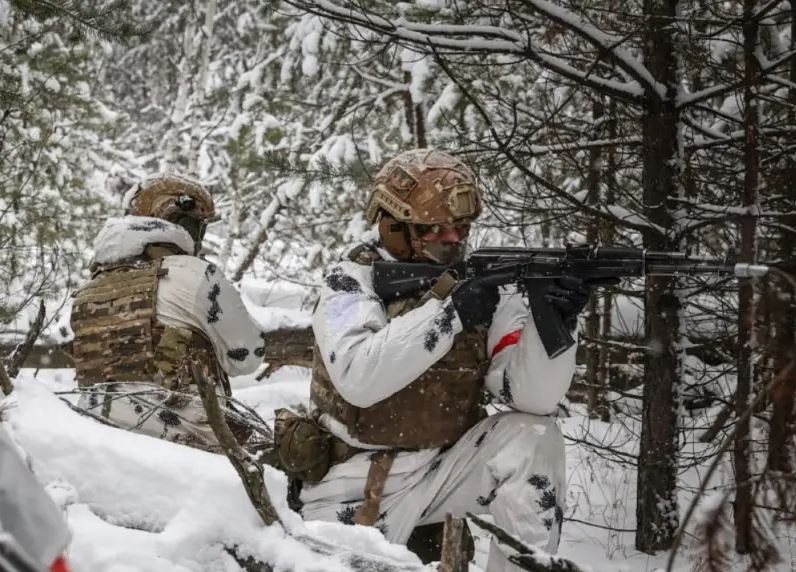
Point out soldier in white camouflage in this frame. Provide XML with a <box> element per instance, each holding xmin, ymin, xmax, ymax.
<box><xmin>281</xmin><ymin>149</ymin><xmax>593</xmax><ymax>570</ymax></box>
<box><xmin>70</xmin><ymin>175</ymin><xmax>268</xmax><ymax>452</ymax></box>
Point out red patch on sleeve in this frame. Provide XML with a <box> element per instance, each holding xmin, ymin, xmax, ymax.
<box><xmin>51</xmin><ymin>556</ymin><xmax>71</xmax><ymax>572</ymax></box>
<box><xmin>491</xmin><ymin>329</ymin><xmax>522</xmax><ymax>357</ymax></box>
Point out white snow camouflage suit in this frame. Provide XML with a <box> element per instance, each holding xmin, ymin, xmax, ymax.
<box><xmin>302</xmin><ymin>237</ymin><xmax>576</xmax><ymax>572</ymax></box>
<box><xmin>71</xmin><ymin>216</ymin><xmax>266</xmax><ymax>452</ymax></box>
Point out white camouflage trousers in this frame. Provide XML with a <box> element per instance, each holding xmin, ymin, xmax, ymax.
<box><xmin>76</xmin><ymin>382</ymin><xmax>226</xmax><ymax>453</ymax></box>
<box><xmin>300</xmin><ymin>412</ymin><xmax>566</xmax><ymax>572</ymax></box>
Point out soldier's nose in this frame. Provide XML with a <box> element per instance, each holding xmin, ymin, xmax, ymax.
<box><xmin>438</xmin><ymin>225</ymin><xmax>464</xmax><ymax>243</ymax></box>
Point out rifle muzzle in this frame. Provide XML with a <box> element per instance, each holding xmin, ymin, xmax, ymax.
<box><xmin>733</xmin><ymin>263</ymin><xmax>769</xmax><ymax>278</ymax></box>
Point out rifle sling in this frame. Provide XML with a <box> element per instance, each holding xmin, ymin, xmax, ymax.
<box><xmin>352</xmin><ymin>451</ymin><xmax>397</xmax><ymax>526</ymax></box>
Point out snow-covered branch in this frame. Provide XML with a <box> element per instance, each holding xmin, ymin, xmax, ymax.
<box><xmin>284</xmin><ymin>0</ymin><xmax>646</xmax><ymax>103</ymax></box>
<box><xmin>517</xmin><ymin>0</ymin><xmax>666</xmax><ymax>99</ymax></box>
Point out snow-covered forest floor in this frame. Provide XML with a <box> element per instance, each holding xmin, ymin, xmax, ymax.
<box><xmin>11</xmin><ymin>365</ymin><xmax>793</xmax><ymax>572</ymax></box>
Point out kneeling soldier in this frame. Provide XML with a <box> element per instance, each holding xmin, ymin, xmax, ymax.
<box><xmin>279</xmin><ymin>149</ymin><xmax>593</xmax><ymax>569</ymax></box>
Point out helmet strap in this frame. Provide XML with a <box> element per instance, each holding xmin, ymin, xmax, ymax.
<box><xmin>406</xmin><ymin>224</ymin><xmax>427</xmax><ymax>262</ymax></box>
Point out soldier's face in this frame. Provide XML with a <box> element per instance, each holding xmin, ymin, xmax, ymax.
<box><xmin>414</xmin><ymin>222</ymin><xmax>470</xmax><ymax>264</ymax></box>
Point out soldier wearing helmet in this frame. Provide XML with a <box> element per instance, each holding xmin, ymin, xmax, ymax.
<box><xmin>282</xmin><ymin>149</ymin><xmax>585</xmax><ymax>568</ymax></box>
<box><xmin>366</xmin><ymin>148</ymin><xmax>481</xmax><ymax>264</ymax></box>
<box><xmin>70</xmin><ymin>175</ymin><xmax>267</xmax><ymax>453</ymax></box>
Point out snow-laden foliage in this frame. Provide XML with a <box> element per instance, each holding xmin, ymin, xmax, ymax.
<box><xmin>0</xmin><ymin>2</ymin><xmax>128</xmax><ymax>330</ymax></box>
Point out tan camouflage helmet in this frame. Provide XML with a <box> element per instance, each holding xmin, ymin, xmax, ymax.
<box><xmin>366</xmin><ymin>149</ymin><xmax>482</xmax><ymax>225</ymax></box>
<box><xmin>125</xmin><ymin>174</ymin><xmax>216</xmax><ymax>223</ymax></box>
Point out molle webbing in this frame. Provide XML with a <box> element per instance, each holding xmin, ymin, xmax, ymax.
<box><xmin>72</xmin><ymin>262</ymin><xmax>163</xmax><ymax>386</ymax></box>
<box><xmin>71</xmin><ymin>260</ymin><xmax>226</xmax><ymax>393</ymax></box>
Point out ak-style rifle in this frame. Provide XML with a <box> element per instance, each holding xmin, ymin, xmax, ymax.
<box><xmin>371</xmin><ymin>245</ymin><xmax>771</xmax><ymax>359</ymax></box>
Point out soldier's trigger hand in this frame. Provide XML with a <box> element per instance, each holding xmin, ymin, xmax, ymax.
<box><xmin>543</xmin><ymin>276</ymin><xmax>592</xmax><ymax>330</ymax></box>
<box><xmin>451</xmin><ymin>277</ymin><xmax>500</xmax><ymax>331</ymax></box>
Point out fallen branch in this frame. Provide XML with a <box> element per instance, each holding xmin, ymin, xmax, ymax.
<box><xmin>193</xmin><ymin>363</ymin><xmax>430</xmax><ymax>571</ymax></box>
<box><xmin>698</xmin><ymin>404</ymin><xmax>734</xmax><ymax>444</ymax></box>
<box><xmin>5</xmin><ymin>300</ymin><xmax>46</xmax><ymax>379</ymax></box>
<box><xmin>467</xmin><ymin>513</ymin><xmax>586</xmax><ymax>572</ymax></box>
<box><xmin>192</xmin><ymin>362</ymin><xmax>282</xmax><ymax>527</ymax></box>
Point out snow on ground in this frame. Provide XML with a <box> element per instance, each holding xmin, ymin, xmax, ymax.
<box><xmin>5</xmin><ymin>369</ymin><xmax>426</xmax><ymax>572</ymax></box>
<box><xmin>6</xmin><ymin>368</ymin><xmax>793</xmax><ymax>571</ymax></box>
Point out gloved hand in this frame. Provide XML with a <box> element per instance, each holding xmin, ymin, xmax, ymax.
<box><xmin>451</xmin><ymin>277</ymin><xmax>500</xmax><ymax>331</ymax></box>
<box><xmin>544</xmin><ymin>276</ymin><xmax>613</xmax><ymax>331</ymax></box>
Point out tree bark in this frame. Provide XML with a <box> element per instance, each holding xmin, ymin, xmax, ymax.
<box><xmin>636</xmin><ymin>0</ymin><xmax>681</xmax><ymax>553</ymax></box>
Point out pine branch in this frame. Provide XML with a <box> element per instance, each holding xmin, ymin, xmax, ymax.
<box><xmin>10</xmin><ymin>0</ymin><xmax>148</xmax><ymax>44</ymax></box>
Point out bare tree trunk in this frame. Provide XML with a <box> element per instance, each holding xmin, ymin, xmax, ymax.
<box><xmin>734</xmin><ymin>0</ymin><xmax>760</xmax><ymax>553</ymax></box>
<box><xmin>766</xmin><ymin>0</ymin><xmax>796</xmax><ymax>475</ymax></box>
<box><xmin>598</xmin><ymin>99</ymin><xmax>617</xmax><ymax>397</ymax></box>
<box><xmin>585</xmin><ymin>98</ymin><xmax>604</xmax><ymax>418</ymax></box>
<box><xmin>636</xmin><ymin>0</ymin><xmax>681</xmax><ymax>553</ymax></box>
<box><xmin>402</xmin><ymin>70</ymin><xmax>427</xmax><ymax>148</ymax></box>
<box><xmin>188</xmin><ymin>0</ymin><xmax>217</xmax><ymax>173</ymax></box>
<box><xmin>5</xmin><ymin>299</ymin><xmax>45</xmax><ymax>379</ymax></box>
<box><xmin>438</xmin><ymin>515</ymin><xmax>471</xmax><ymax>572</ymax></box>
<box><xmin>161</xmin><ymin>12</ymin><xmax>197</xmax><ymax>170</ymax></box>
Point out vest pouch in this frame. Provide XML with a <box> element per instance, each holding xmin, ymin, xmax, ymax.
<box><xmin>274</xmin><ymin>408</ymin><xmax>331</xmax><ymax>483</ymax></box>
<box><xmin>154</xmin><ymin>326</ymin><xmax>192</xmax><ymax>378</ymax></box>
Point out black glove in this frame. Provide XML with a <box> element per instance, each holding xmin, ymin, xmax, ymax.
<box><xmin>451</xmin><ymin>277</ymin><xmax>500</xmax><ymax>331</ymax></box>
<box><xmin>543</xmin><ymin>276</ymin><xmax>593</xmax><ymax>331</ymax></box>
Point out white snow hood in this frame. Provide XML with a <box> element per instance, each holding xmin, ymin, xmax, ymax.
<box><xmin>92</xmin><ymin>216</ymin><xmax>195</xmax><ymax>265</ymax></box>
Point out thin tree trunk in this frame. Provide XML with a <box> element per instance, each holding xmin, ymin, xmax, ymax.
<box><xmin>586</xmin><ymin>98</ymin><xmax>604</xmax><ymax>419</ymax></box>
<box><xmin>598</xmin><ymin>99</ymin><xmax>617</xmax><ymax>398</ymax></box>
<box><xmin>188</xmin><ymin>0</ymin><xmax>218</xmax><ymax>173</ymax></box>
<box><xmin>162</xmin><ymin>13</ymin><xmax>197</xmax><ymax>170</ymax></box>
<box><xmin>636</xmin><ymin>0</ymin><xmax>681</xmax><ymax>553</ymax></box>
<box><xmin>734</xmin><ymin>0</ymin><xmax>760</xmax><ymax>553</ymax></box>
<box><xmin>766</xmin><ymin>0</ymin><xmax>796</xmax><ymax>475</ymax></box>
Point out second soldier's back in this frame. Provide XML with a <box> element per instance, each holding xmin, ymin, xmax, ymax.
<box><xmin>71</xmin><ymin>175</ymin><xmax>266</xmax><ymax>452</ymax></box>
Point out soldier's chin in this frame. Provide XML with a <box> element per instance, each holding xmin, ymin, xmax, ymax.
<box><xmin>421</xmin><ymin>243</ymin><xmax>466</xmax><ymax>265</ymax></box>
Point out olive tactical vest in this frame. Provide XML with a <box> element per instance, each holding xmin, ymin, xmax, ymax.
<box><xmin>311</xmin><ymin>247</ymin><xmax>489</xmax><ymax>449</ymax></box>
<box><xmin>71</xmin><ymin>258</ymin><xmax>227</xmax><ymax>393</ymax></box>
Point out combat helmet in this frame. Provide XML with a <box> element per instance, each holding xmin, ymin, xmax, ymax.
<box><xmin>125</xmin><ymin>175</ymin><xmax>215</xmax><ymax>252</ymax></box>
<box><xmin>366</xmin><ymin>149</ymin><xmax>481</xmax><ymax>262</ymax></box>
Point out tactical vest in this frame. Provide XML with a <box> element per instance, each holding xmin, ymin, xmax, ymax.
<box><xmin>71</xmin><ymin>258</ymin><xmax>227</xmax><ymax>393</ymax></box>
<box><xmin>310</xmin><ymin>248</ymin><xmax>489</xmax><ymax>449</ymax></box>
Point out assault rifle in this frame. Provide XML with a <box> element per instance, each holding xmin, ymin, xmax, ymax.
<box><xmin>371</xmin><ymin>245</ymin><xmax>770</xmax><ymax>359</ymax></box>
